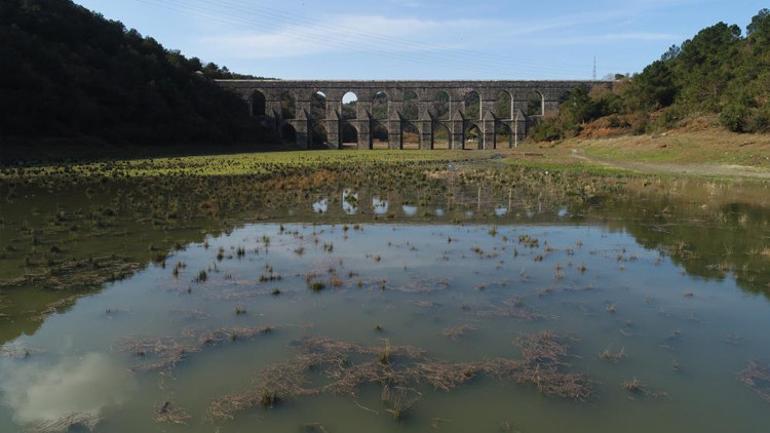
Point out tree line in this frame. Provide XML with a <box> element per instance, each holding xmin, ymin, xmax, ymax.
<box><xmin>530</xmin><ymin>9</ymin><xmax>770</xmax><ymax>141</ymax></box>
<box><xmin>0</xmin><ymin>0</ymin><xmax>274</xmax><ymax>152</ymax></box>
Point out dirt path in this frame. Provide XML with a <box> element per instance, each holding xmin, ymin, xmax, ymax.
<box><xmin>570</xmin><ymin>152</ymin><xmax>770</xmax><ymax>180</ymax></box>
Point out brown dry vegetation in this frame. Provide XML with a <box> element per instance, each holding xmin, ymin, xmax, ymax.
<box><xmin>208</xmin><ymin>332</ymin><xmax>591</xmax><ymax>421</ymax></box>
<box><xmin>117</xmin><ymin>326</ymin><xmax>275</xmax><ymax>372</ymax></box>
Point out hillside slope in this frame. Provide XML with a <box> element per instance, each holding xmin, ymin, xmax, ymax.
<box><xmin>0</xmin><ymin>0</ymin><xmax>271</xmax><ymax>156</ymax></box>
<box><xmin>528</xmin><ymin>9</ymin><xmax>770</xmax><ymax>141</ymax></box>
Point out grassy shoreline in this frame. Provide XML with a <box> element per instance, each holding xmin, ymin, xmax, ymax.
<box><xmin>509</xmin><ymin>128</ymin><xmax>770</xmax><ymax>180</ymax></box>
<box><xmin>2</xmin><ymin>128</ymin><xmax>769</xmax><ymax>182</ymax></box>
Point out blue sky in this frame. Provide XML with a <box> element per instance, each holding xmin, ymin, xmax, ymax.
<box><xmin>74</xmin><ymin>0</ymin><xmax>767</xmax><ymax>80</ymax></box>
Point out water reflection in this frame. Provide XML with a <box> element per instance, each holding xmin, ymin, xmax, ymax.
<box><xmin>372</xmin><ymin>197</ymin><xmax>389</xmax><ymax>215</ymax></box>
<box><xmin>342</xmin><ymin>189</ymin><xmax>358</xmax><ymax>215</ymax></box>
<box><xmin>1</xmin><ymin>172</ymin><xmax>770</xmax><ymax>432</ymax></box>
<box><xmin>0</xmin><ymin>353</ymin><xmax>134</xmax><ymax>428</ymax></box>
<box><xmin>312</xmin><ymin>198</ymin><xmax>328</xmax><ymax>214</ymax></box>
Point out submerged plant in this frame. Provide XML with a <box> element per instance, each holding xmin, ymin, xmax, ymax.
<box><xmin>599</xmin><ymin>347</ymin><xmax>626</xmax><ymax>363</ymax></box>
<box><xmin>309</xmin><ymin>281</ymin><xmax>326</xmax><ymax>292</ymax></box>
<box><xmin>738</xmin><ymin>361</ymin><xmax>770</xmax><ymax>403</ymax></box>
<box><xmin>195</xmin><ymin>270</ymin><xmax>208</xmax><ymax>283</ymax></box>
<box><xmin>382</xmin><ymin>385</ymin><xmax>422</xmax><ymax>420</ymax></box>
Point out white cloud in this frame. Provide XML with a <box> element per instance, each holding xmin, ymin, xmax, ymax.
<box><xmin>1</xmin><ymin>353</ymin><xmax>135</xmax><ymax>428</ymax></box>
<box><xmin>201</xmin><ymin>14</ymin><xmax>482</xmax><ymax>58</ymax></box>
<box><xmin>198</xmin><ymin>9</ymin><xmax>634</xmax><ymax>59</ymax></box>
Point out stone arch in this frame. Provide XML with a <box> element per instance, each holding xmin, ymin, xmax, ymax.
<box><xmin>401</xmin><ymin>121</ymin><xmax>420</xmax><ymax>149</ymax></box>
<box><xmin>402</xmin><ymin>90</ymin><xmax>419</xmax><ymax>121</ymax></box>
<box><xmin>279</xmin><ymin>91</ymin><xmax>296</xmax><ymax>119</ymax></box>
<box><xmin>526</xmin><ymin>90</ymin><xmax>545</xmax><ymax>117</ymax></box>
<box><xmin>495</xmin><ymin>122</ymin><xmax>513</xmax><ymax>149</ymax></box>
<box><xmin>310</xmin><ymin>121</ymin><xmax>328</xmax><ymax>148</ymax></box>
<box><xmin>464</xmin><ymin>90</ymin><xmax>481</xmax><ymax>121</ymax></box>
<box><xmin>249</xmin><ymin>90</ymin><xmax>266</xmax><ymax>116</ymax></box>
<box><xmin>342</xmin><ymin>91</ymin><xmax>358</xmax><ymax>120</ymax></box>
<box><xmin>372</xmin><ymin>91</ymin><xmax>388</xmax><ymax>120</ymax></box>
<box><xmin>280</xmin><ymin>122</ymin><xmax>297</xmax><ymax>144</ymax></box>
<box><xmin>371</xmin><ymin>119</ymin><xmax>389</xmax><ymax>149</ymax></box>
<box><xmin>495</xmin><ymin>90</ymin><xmax>513</xmax><ymax>120</ymax></box>
<box><xmin>431</xmin><ymin>90</ymin><xmax>450</xmax><ymax>120</ymax></box>
<box><xmin>464</xmin><ymin>123</ymin><xmax>481</xmax><ymax>150</ymax></box>
<box><xmin>341</xmin><ymin>122</ymin><xmax>358</xmax><ymax>148</ymax></box>
<box><xmin>310</xmin><ymin>91</ymin><xmax>327</xmax><ymax>120</ymax></box>
<box><xmin>432</xmin><ymin>122</ymin><xmax>451</xmax><ymax>150</ymax></box>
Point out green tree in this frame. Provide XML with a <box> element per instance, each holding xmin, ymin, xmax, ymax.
<box><xmin>747</xmin><ymin>8</ymin><xmax>770</xmax><ymax>37</ymax></box>
<box><xmin>0</xmin><ymin>0</ymin><xmax>272</xmax><ymax>152</ymax></box>
<box><xmin>625</xmin><ymin>60</ymin><xmax>677</xmax><ymax>110</ymax></box>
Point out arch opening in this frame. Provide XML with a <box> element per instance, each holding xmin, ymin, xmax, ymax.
<box><xmin>495</xmin><ymin>90</ymin><xmax>512</xmax><ymax>120</ymax></box>
<box><xmin>341</xmin><ymin>122</ymin><xmax>358</xmax><ymax>149</ymax></box>
<box><xmin>432</xmin><ymin>122</ymin><xmax>450</xmax><ymax>150</ymax></box>
<box><xmin>371</xmin><ymin>120</ymin><xmax>389</xmax><ymax>149</ymax></box>
<box><xmin>464</xmin><ymin>124</ymin><xmax>481</xmax><ymax>150</ymax></box>
<box><xmin>431</xmin><ymin>90</ymin><xmax>450</xmax><ymax>121</ymax></box>
<box><xmin>342</xmin><ymin>92</ymin><xmax>358</xmax><ymax>121</ymax></box>
<box><xmin>280</xmin><ymin>123</ymin><xmax>297</xmax><ymax>144</ymax></box>
<box><xmin>280</xmin><ymin>91</ymin><xmax>296</xmax><ymax>119</ymax></box>
<box><xmin>401</xmin><ymin>121</ymin><xmax>420</xmax><ymax>150</ymax></box>
<box><xmin>310</xmin><ymin>91</ymin><xmax>326</xmax><ymax>120</ymax></box>
<box><xmin>526</xmin><ymin>91</ymin><xmax>544</xmax><ymax>117</ymax></box>
<box><xmin>464</xmin><ymin>90</ymin><xmax>480</xmax><ymax>121</ymax></box>
<box><xmin>402</xmin><ymin>90</ymin><xmax>418</xmax><ymax>121</ymax></box>
<box><xmin>310</xmin><ymin>121</ymin><xmax>328</xmax><ymax>149</ymax></box>
<box><xmin>250</xmin><ymin>90</ymin><xmax>266</xmax><ymax>117</ymax></box>
<box><xmin>495</xmin><ymin>122</ymin><xmax>513</xmax><ymax>149</ymax></box>
<box><xmin>372</xmin><ymin>91</ymin><xmax>388</xmax><ymax>120</ymax></box>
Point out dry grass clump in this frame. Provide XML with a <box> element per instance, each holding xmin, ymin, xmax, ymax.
<box><xmin>738</xmin><ymin>361</ymin><xmax>770</xmax><ymax>403</ymax></box>
<box><xmin>117</xmin><ymin>325</ymin><xmax>275</xmax><ymax>371</ymax></box>
<box><xmin>518</xmin><ymin>235</ymin><xmax>540</xmax><ymax>248</ymax></box>
<box><xmin>623</xmin><ymin>378</ymin><xmax>645</xmax><ymax>394</ymax></box>
<box><xmin>516</xmin><ymin>331</ymin><xmax>567</xmax><ymax>364</ymax></box>
<box><xmin>154</xmin><ymin>401</ymin><xmax>191</xmax><ymax>425</ymax></box>
<box><xmin>208</xmin><ymin>332</ymin><xmax>591</xmax><ymax>422</ymax></box>
<box><xmin>622</xmin><ymin>377</ymin><xmax>668</xmax><ymax>399</ymax></box>
<box><xmin>505</xmin><ymin>332</ymin><xmax>591</xmax><ymax>400</ymax></box>
<box><xmin>599</xmin><ymin>347</ymin><xmax>626</xmax><ymax>363</ymax></box>
<box><xmin>442</xmin><ymin>324</ymin><xmax>478</xmax><ymax>340</ymax></box>
<box><xmin>475</xmin><ymin>296</ymin><xmax>541</xmax><ymax>320</ymax></box>
<box><xmin>209</xmin><ymin>356</ymin><xmax>321</xmax><ymax>420</ymax></box>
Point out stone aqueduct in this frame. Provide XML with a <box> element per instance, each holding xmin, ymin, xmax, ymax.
<box><xmin>217</xmin><ymin>80</ymin><xmax>610</xmax><ymax>149</ymax></box>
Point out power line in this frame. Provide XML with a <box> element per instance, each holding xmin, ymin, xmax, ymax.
<box><xmin>206</xmin><ymin>0</ymin><xmax>599</xmax><ymax>72</ymax></box>
<box><xmin>133</xmin><ymin>0</ymin><xmax>533</xmax><ymax>78</ymax></box>
<box><xmin>132</xmin><ymin>0</ymin><xmax>623</xmax><ymax>78</ymax></box>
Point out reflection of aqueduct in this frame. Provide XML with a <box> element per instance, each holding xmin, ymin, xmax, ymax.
<box><xmin>217</xmin><ymin>80</ymin><xmax>610</xmax><ymax>149</ymax></box>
